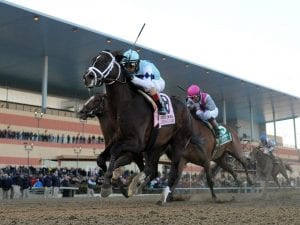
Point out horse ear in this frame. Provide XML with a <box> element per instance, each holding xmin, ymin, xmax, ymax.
<box><xmin>113</xmin><ymin>50</ymin><xmax>124</xmax><ymax>63</ymax></box>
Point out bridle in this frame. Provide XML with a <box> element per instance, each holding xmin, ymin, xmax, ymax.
<box><xmin>83</xmin><ymin>51</ymin><xmax>124</xmax><ymax>87</ymax></box>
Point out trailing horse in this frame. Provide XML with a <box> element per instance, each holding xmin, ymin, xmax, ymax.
<box><xmin>78</xmin><ymin>94</ymin><xmax>145</xmax><ymax>197</ymax></box>
<box><xmin>187</xmin><ymin>113</ymin><xmax>253</xmax><ymax>186</ymax></box>
<box><xmin>78</xmin><ymin>94</ymin><xmax>144</xmax><ymax>173</ymax></box>
<box><xmin>249</xmin><ymin>146</ymin><xmax>292</xmax><ymax>194</ymax></box>
<box><xmin>82</xmin><ymin>50</ymin><xmax>215</xmax><ymax>202</ymax></box>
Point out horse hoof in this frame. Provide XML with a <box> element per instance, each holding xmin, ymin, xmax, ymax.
<box><xmin>128</xmin><ymin>172</ymin><xmax>146</xmax><ymax>197</ymax></box>
<box><xmin>101</xmin><ymin>185</ymin><xmax>112</xmax><ymax>198</ymax></box>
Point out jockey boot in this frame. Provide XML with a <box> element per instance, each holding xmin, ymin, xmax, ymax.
<box><xmin>152</xmin><ymin>93</ymin><xmax>167</xmax><ymax>115</ymax></box>
<box><xmin>208</xmin><ymin>118</ymin><xmax>220</xmax><ymax>138</ymax></box>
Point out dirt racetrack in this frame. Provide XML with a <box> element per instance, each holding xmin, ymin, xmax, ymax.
<box><xmin>0</xmin><ymin>189</ymin><xmax>299</xmax><ymax>225</ymax></box>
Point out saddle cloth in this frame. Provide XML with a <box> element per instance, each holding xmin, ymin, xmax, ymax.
<box><xmin>216</xmin><ymin>125</ymin><xmax>232</xmax><ymax>145</ymax></box>
<box><xmin>154</xmin><ymin>94</ymin><xmax>175</xmax><ymax>128</ymax></box>
<box><xmin>137</xmin><ymin>90</ymin><xmax>175</xmax><ymax>128</ymax></box>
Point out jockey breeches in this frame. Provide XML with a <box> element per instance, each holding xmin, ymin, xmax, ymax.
<box><xmin>131</xmin><ymin>77</ymin><xmax>165</xmax><ymax>93</ymax></box>
<box><xmin>196</xmin><ymin>107</ymin><xmax>219</xmax><ymax>121</ymax></box>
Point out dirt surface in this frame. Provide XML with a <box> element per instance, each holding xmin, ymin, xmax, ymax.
<box><xmin>0</xmin><ymin>189</ymin><xmax>299</xmax><ymax>225</ymax></box>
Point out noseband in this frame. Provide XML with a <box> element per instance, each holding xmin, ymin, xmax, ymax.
<box><xmin>84</xmin><ymin>51</ymin><xmax>121</xmax><ymax>86</ymax></box>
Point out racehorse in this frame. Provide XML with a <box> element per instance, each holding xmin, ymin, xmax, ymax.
<box><xmin>185</xmin><ymin>112</ymin><xmax>253</xmax><ymax>186</ymax></box>
<box><xmin>78</xmin><ymin>94</ymin><xmax>145</xmax><ymax>197</ymax></box>
<box><xmin>82</xmin><ymin>50</ymin><xmax>216</xmax><ymax>201</ymax></box>
<box><xmin>249</xmin><ymin>146</ymin><xmax>292</xmax><ymax>193</ymax></box>
<box><xmin>78</xmin><ymin>94</ymin><xmax>145</xmax><ymax>173</ymax></box>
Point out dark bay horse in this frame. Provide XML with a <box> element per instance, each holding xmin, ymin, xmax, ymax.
<box><xmin>78</xmin><ymin>94</ymin><xmax>144</xmax><ymax>174</ymax></box>
<box><xmin>186</xmin><ymin>113</ymin><xmax>253</xmax><ymax>186</ymax></box>
<box><xmin>250</xmin><ymin>146</ymin><xmax>292</xmax><ymax>193</ymax></box>
<box><xmin>78</xmin><ymin>94</ymin><xmax>145</xmax><ymax>197</ymax></box>
<box><xmin>82</xmin><ymin>50</ymin><xmax>215</xmax><ymax>201</ymax></box>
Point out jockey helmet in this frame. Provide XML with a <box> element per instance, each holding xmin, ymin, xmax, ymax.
<box><xmin>187</xmin><ymin>84</ymin><xmax>201</xmax><ymax>97</ymax></box>
<box><xmin>121</xmin><ymin>49</ymin><xmax>140</xmax><ymax>74</ymax></box>
<box><xmin>123</xmin><ymin>49</ymin><xmax>139</xmax><ymax>61</ymax></box>
<box><xmin>260</xmin><ymin>133</ymin><xmax>267</xmax><ymax>143</ymax></box>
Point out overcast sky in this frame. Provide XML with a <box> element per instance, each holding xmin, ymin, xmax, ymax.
<box><xmin>6</xmin><ymin>0</ymin><xmax>300</xmax><ymax>98</ymax></box>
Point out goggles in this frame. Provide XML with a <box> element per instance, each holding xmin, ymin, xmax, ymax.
<box><xmin>121</xmin><ymin>61</ymin><xmax>138</xmax><ymax>68</ymax></box>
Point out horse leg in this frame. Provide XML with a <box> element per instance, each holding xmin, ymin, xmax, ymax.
<box><xmin>111</xmin><ymin>153</ymin><xmax>138</xmax><ymax>198</ymax></box>
<box><xmin>214</xmin><ymin>157</ymin><xmax>241</xmax><ymax>186</ymax></box>
<box><xmin>203</xmin><ymin>160</ymin><xmax>217</xmax><ymax>200</ymax></box>
<box><xmin>272</xmin><ymin>172</ymin><xmax>281</xmax><ymax>188</ymax></box>
<box><xmin>161</xmin><ymin>157</ymin><xmax>187</xmax><ymax>204</ymax></box>
<box><xmin>100</xmin><ymin>154</ymin><xmax>116</xmax><ymax>197</ymax></box>
<box><xmin>100</xmin><ymin>142</ymin><xmax>124</xmax><ymax>197</ymax></box>
<box><xmin>97</xmin><ymin>149</ymin><xmax>111</xmax><ymax>172</ymax></box>
<box><xmin>132</xmin><ymin>152</ymin><xmax>145</xmax><ymax>172</ymax></box>
<box><xmin>280</xmin><ymin>166</ymin><xmax>291</xmax><ymax>186</ymax></box>
<box><xmin>128</xmin><ymin>148</ymin><xmax>161</xmax><ymax>197</ymax></box>
<box><xmin>228</xmin><ymin>151</ymin><xmax>253</xmax><ymax>185</ymax></box>
<box><xmin>159</xmin><ymin>152</ymin><xmax>184</xmax><ymax>204</ymax></box>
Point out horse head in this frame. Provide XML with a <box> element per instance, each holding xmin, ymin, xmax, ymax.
<box><xmin>83</xmin><ymin>50</ymin><xmax>125</xmax><ymax>88</ymax></box>
<box><xmin>78</xmin><ymin>94</ymin><xmax>107</xmax><ymax>120</ymax></box>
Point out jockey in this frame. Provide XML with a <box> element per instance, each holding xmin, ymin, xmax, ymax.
<box><xmin>259</xmin><ymin>134</ymin><xmax>276</xmax><ymax>160</ymax></box>
<box><xmin>186</xmin><ymin>84</ymin><xmax>220</xmax><ymax>137</ymax></box>
<box><xmin>120</xmin><ymin>49</ymin><xmax>167</xmax><ymax>115</ymax></box>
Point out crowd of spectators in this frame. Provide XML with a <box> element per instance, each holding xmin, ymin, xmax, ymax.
<box><xmin>0</xmin><ymin>128</ymin><xmax>105</xmax><ymax>144</ymax></box>
<box><xmin>0</xmin><ymin>165</ymin><xmax>104</xmax><ymax>200</ymax></box>
<box><xmin>1</xmin><ymin>165</ymin><xmax>299</xmax><ymax>200</ymax></box>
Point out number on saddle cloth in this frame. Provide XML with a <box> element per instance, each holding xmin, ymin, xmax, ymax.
<box><xmin>216</xmin><ymin>125</ymin><xmax>232</xmax><ymax>145</ymax></box>
<box><xmin>156</xmin><ymin>94</ymin><xmax>175</xmax><ymax>128</ymax></box>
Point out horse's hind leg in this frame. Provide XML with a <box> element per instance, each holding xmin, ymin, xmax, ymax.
<box><xmin>228</xmin><ymin>150</ymin><xmax>253</xmax><ymax>185</ymax></box>
<box><xmin>280</xmin><ymin>170</ymin><xmax>290</xmax><ymax>187</ymax></box>
<box><xmin>272</xmin><ymin>173</ymin><xmax>281</xmax><ymax>188</ymax></box>
<box><xmin>214</xmin><ymin>157</ymin><xmax>240</xmax><ymax>186</ymax></box>
<box><xmin>162</xmin><ymin>157</ymin><xmax>187</xmax><ymax>203</ymax></box>
<box><xmin>203</xmin><ymin>161</ymin><xmax>217</xmax><ymax>200</ymax></box>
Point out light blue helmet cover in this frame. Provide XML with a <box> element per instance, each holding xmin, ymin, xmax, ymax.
<box><xmin>123</xmin><ymin>49</ymin><xmax>139</xmax><ymax>61</ymax></box>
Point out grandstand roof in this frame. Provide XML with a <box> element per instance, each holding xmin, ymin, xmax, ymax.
<box><xmin>1</xmin><ymin>1</ymin><xmax>300</xmax><ymax>124</ymax></box>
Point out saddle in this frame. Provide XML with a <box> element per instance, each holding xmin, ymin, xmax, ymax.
<box><xmin>137</xmin><ymin>90</ymin><xmax>175</xmax><ymax>128</ymax></box>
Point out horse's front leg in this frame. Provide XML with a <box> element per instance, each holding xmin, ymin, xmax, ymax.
<box><xmin>100</xmin><ymin>154</ymin><xmax>116</xmax><ymax>198</ymax></box>
<box><xmin>96</xmin><ymin>145</ymin><xmax>112</xmax><ymax>172</ymax></box>
<box><xmin>110</xmin><ymin>153</ymin><xmax>138</xmax><ymax>198</ymax></box>
<box><xmin>128</xmin><ymin>148</ymin><xmax>161</xmax><ymax>197</ymax></box>
<box><xmin>100</xmin><ymin>142</ymin><xmax>123</xmax><ymax>198</ymax></box>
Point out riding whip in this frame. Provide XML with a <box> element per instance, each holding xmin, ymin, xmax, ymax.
<box><xmin>132</xmin><ymin>23</ymin><xmax>146</xmax><ymax>49</ymax></box>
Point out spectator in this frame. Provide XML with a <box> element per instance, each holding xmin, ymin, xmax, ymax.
<box><xmin>51</xmin><ymin>171</ymin><xmax>60</xmax><ymax>198</ymax></box>
<box><xmin>42</xmin><ymin>173</ymin><xmax>52</xmax><ymax>198</ymax></box>
<box><xmin>11</xmin><ymin>173</ymin><xmax>22</xmax><ymax>199</ymax></box>
<box><xmin>20</xmin><ymin>174</ymin><xmax>31</xmax><ymax>198</ymax></box>
<box><xmin>87</xmin><ymin>176</ymin><xmax>97</xmax><ymax>197</ymax></box>
<box><xmin>1</xmin><ymin>174</ymin><xmax>12</xmax><ymax>199</ymax></box>
<box><xmin>61</xmin><ymin>175</ymin><xmax>71</xmax><ymax>197</ymax></box>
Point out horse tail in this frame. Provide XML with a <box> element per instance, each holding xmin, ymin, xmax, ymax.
<box><xmin>285</xmin><ymin>164</ymin><xmax>293</xmax><ymax>173</ymax></box>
